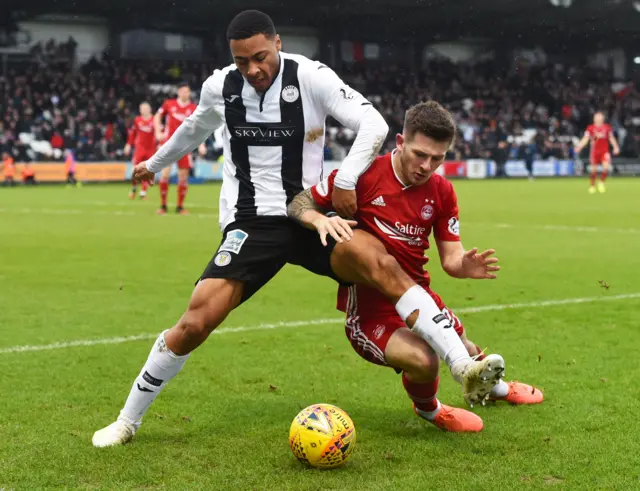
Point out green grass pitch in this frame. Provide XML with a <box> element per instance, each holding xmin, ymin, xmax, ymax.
<box><xmin>1</xmin><ymin>177</ymin><xmax>639</xmax><ymax>490</ymax></box>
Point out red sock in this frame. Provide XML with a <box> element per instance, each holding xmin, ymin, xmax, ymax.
<box><xmin>177</xmin><ymin>181</ymin><xmax>188</xmax><ymax>208</ymax></box>
<box><xmin>141</xmin><ymin>181</ymin><xmax>149</xmax><ymax>192</ymax></box>
<box><xmin>160</xmin><ymin>179</ymin><xmax>169</xmax><ymax>207</ymax></box>
<box><xmin>473</xmin><ymin>344</ymin><xmax>486</xmax><ymax>361</ymax></box>
<box><xmin>601</xmin><ymin>169</ymin><xmax>608</xmax><ymax>183</ymax></box>
<box><xmin>402</xmin><ymin>373</ymin><xmax>439</xmax><ymax>413</ymax></box>
<box><xmin>590</xmin><ymin>171</ymin><xmax>597</xmax><ymax>186</ymax></box>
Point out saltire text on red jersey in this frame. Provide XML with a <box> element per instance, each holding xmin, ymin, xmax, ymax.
<box><xmin>311</xmin><ymin>152</ymin><xmax>460</xmax><ymax>288</ymax></box>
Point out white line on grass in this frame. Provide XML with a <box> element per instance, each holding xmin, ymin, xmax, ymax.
<box><xmin>2</xmin><ymin>207</ymin><xmax>639</xmax><ymax>234</ymax></box>
<box><xmin>2</xmin><ymin>292</ymin><xmax>639</xmax><ymax>356</ymax></box>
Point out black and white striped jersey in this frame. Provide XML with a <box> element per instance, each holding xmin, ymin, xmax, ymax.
<box><xmin>146</xmin><ymin>52</ymin><xmax>388</xmax><ymax>230</ymax></box>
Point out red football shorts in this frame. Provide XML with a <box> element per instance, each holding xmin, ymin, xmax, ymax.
<box><xmin>133</xmin><ymin>151</ymin><xmax>155</xmax><ymax>165</ymax></box>
<box><xmin>591</xmin><ymin>151</ymin><xmax>611</xmax><ymax>166</ymax></box>
<box><xmin>342</xmin><ymin>284</ymin><xmax>464</xmax><ymax>367</ymax></box>
<box><xmin>177</xmin><ymin>153</ymin><xmax>192</xmax><ymax>170</ymax></box>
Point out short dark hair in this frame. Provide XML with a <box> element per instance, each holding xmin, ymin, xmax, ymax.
<box><xmin>176</xmin><ymin>81</ymin><xmax>190</xmax><ymax>89</ymax></box>
<box><xmin>227</xmin><ymin>10</ymin><xmax>276</xmax><ymax>41</ymax></box>
<box><xmin>403</xmin><ymin>101</ymin><xmax>457</xmax><ymax>145</ymax></box>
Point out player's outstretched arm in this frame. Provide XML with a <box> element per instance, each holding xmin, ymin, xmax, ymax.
<box><xmin>436</xmin><ymin>240</ymin><xmax>500</xmax><ymax>280</ymax></box>
<box><xmin>288</xmin><ymin>189</ymin><xmax>357</xmax><ymax>246</ymax></box>
<box><xmin>609</xmin><ymin>133</ymin><xmax>620</xmax><ymax>155</ymax></box>
<box><xmin>574</xmin><ymin>133</ymin><xmax>590</xmax><ymax>154</ymax></box>
<box><xmin>145</xmin><ymin>76</ymin><xmax>223</xmax><ymax>173</ymax></box>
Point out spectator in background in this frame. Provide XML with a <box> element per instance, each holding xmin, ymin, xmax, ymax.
<box><xmin>65</xmin><ymin>149</ymin><xmax>80</xmax><ymax>187</ymax></box>
<box><xmin>22</xmin><ymin>162</ymin><xmax>36</xmax><ymax>185</ymax></box>
<box><xmin>2</xmin><ymin>151</ymin><xmax>15</xmax><ymax>186</ymax></box>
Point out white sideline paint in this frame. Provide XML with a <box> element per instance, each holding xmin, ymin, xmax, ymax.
<box><xmin>2</xmin><ymin>207</ymin><xmax>639</xmax><ymax>234</ymax></box>
<box><xmin>2</xmin><ymin>292</ymin><xmax>639</xmax><ymax>356</ymax></box>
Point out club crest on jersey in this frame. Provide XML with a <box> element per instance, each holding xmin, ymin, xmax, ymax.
<box><xmin>214</xmin><ymin>252</ymin><xmax>232</xmax><ymax>267</ymax></box>
<box><xmin>281</xmin><ymin>85</ymin><xmax>300</xmax><ymax>103</ymax></box>
<box><xmin>219</xmin><ymin>229</ymin><xmax>249</xmax><ymax>254</ymax></box>
<box><xmin>421</xmin><ymin>204</ymin><xmax>434</xmax><ymax>220</ymax></box>
<box><xmin>448</xmin><ymin>217</ymin><xmax>460</xmax><ymax>236</ymax></box>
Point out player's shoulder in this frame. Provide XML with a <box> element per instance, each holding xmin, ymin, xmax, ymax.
<box><xmin>429</xmin><ymin>173</ymin><xmax>455</xmax><ymax>196</ymax></box>
<box><xmin>586</xmin><ymin>124</ymin><xmax>594</xmax><ymax>132</ymax></box>
<box><xmin>201</xmin><ymin>63</ymin><xmax>238</xmax><ymax>96</ymax></box>
<box><xmin>282</xmin><ymin>52</ymin><xmax>335</xmax><ymax>82</ymax></box>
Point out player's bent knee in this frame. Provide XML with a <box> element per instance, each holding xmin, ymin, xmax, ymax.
<box><xmin>404</xmin><ymin>349</ymin><xmax>439</xmax><ymax>381</ymax></box>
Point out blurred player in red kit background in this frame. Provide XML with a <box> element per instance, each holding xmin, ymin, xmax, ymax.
<box><xmin>124</xmin><ymin>102</ymin><xmax>155</xmax><ymax>200</ymax></box>
<box><xmin>575</xmin><ymin>112</ymin><xmax>620</xmax><ymax>194</ymax></box>
<box><xmin>153</xmin><ymin>82</ymin><xmax>206</xmax><ymax>215</ymax></box>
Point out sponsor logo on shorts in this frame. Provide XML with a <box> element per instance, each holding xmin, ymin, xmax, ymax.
<box><xmin>214</xmin><ymin>251</ymin><xmax>232</xmax><ymax>267</ymax></box>
<box><xmin>373</xmin><ymin>324</ymin><xmax>386</xmax><ymax>340</ymax></box>
<box><xmin>448</xmin><ymin>217</ymin><xmax>460</xmax><ymax>236</ymax></box>
<box><xmin>219</xmin><ymin>229</ymin><xmax>249</xmax><ymax>254</ymax></box>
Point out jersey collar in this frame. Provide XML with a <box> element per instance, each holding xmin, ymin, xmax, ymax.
<box><xmin>391</xmin><ymin>150</ymin><xmax>411</xmax><ymax>189</ymax></box>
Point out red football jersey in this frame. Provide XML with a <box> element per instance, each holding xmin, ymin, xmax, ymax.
<box><xmin>586</xmin><ymin>124</ymin><xmax>612</xmax><ymax>156</ymax></box>
<box><xmin>127</xmin><ymin>116</ymin><xmax>156</xmax><ymax>150</ymax></box>
<box><xmin>310</xmin><ymin>152</ymin><xmax>460</xmax><ymax>311</ymax></box>
<box><xmin>158</xmin><ymin>99</ymin><xmax>197</xmax><ymax>138</ymax></box>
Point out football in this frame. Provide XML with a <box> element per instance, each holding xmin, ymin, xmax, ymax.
<box><xmin>289</xmin><ymin>403</ymin><xmax>356</xmax><ymax>469</ymax></box>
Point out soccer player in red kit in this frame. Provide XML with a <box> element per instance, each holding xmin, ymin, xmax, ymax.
<box><xmin>154</xmin><ymin>82</ymin><xmax>206</xmax><ymax>214</ymax></box>
<box><xmin>575</xmin><ymin>112</ymin><xmax>620</xmax><ymax>194</ymax></box>
<box><xmin>289</xmin><ymin>102</ymin><xmax>543</xmax><ymax>432</ymax></box>
<box><xmin>124</xmin><ymin>102</ymin><xmax>156</xmax><ymax>200</ymax></box>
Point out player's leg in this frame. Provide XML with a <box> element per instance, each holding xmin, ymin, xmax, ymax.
<box><xmin>290</xmin><ymin>226</ymin><xmax>504</xmax><ymax>406</ymax></box>
<box><xmin>158</xmin><ymin>167</ymin><xmax>171</xmax><ymax>214</ymax></box>
<box><xmin>176</xmin><ymin>157</ymin><xmax>190</xmax><ymax>214</ymax></box>
<box><xmin>446</xmin><ymin>300</ymin><xmax>544</xmax><ymax>406</ymax></box>
<box><xmin>589</xmin><ymin>157</ymin><xmax>598</xmax><ymax>193</ymax></box>
<box><xmin>130</xmin><ymin>156</ymin><xmax>140</xmax><ymax>199</ymax></box>
<box><xmin>599</xmin><ymin>153</ymin><xmax>611</xmax><ymax>193</ymax></box>
<box><xmin>343</xmin><ymin>298</ymin><xmax>482</xmax><ymax>432</ymax></box>
<box><xmin>93</xmin><ymin>218</ymin><xmax>289</xmax><ymax>447</ymax></box>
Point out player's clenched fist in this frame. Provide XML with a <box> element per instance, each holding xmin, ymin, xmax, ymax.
<box><xmin>132</xmin><ymin>162</ymin><xmax>155</xmax><ymax>185</ymax></box>
<box><xmin>311</xmin><ymin>215</ymin><xmax>358</xmax><ymax>247</ymax></box>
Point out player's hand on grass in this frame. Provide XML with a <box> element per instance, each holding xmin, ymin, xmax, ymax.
<box><xmin>332</xmin><ymin>186</ymin><xmax>357</xmax><ymax>218</ymax></box>
<box><xmin>133</xmin><ymin>162</ymin><xmax>155</xmax><ymax>186</ymax></box>
<box><xmin>461</xmin><ymin>248</ymin><xmax>500</xmax><ymax>279</ymax></box>
<box><xmin>312</xmin><ymin>215</ymin><xmax>358</xmax><ymax>247</ymax></box>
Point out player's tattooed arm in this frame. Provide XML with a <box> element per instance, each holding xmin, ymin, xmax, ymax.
<box><xmin>287</xmin><ymin>188</ymin><xmax>325</xmax><ymax>226</ymax></box>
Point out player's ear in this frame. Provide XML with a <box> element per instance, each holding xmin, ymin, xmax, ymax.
<box><xmin>274</xmin><ymin>34</ymin><xmax>281</xmax><ymax>52</ymax></box>
<box><xmin>396</xmin><ymin>133</ymin><xmax>405</xmax><ymax>152</ymax></box>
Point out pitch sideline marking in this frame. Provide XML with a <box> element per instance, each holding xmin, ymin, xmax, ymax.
<box><xmin>2</xmin><ymin>292</ymin><xmax>639</xmax><ymax>355</ymax></box>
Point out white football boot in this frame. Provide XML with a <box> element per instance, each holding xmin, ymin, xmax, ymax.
<box><xmin>92</xmin><ymin>419</ymin><xmax>137</xmax><ymax>448</ymax></box>
<box><xmin>452</xmin><ymin>354</ymin><xmax>506</xmax><ymax>407</ymax></box>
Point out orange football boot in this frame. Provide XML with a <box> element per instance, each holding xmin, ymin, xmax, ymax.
<box><xmin>491</xmin><ymin>381</ymin><xmax>544</xmax><ymax>404</ymax></box>
<box><xmin>414</xmin><ymin>403</ymin><xmax>483</xmax><ymax>432</ymax></box>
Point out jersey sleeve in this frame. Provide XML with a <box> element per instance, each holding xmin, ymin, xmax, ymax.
<box><xmin>433</xmin><ymin>180</ymin><xmax>461</xmax><ymax>242</ymax></box>
<box><xmin>310</xmin><ymin>170</ymin><xmax>338</xmax><ymax>211</ymax></box>
<box><xmin>127</xmin><ymin>119</ymin><xmax>138</xmax><ymax>145</ymax></box>
<box><xmin>306</xmin><ymin>62</ymin><xmax>388</xmax><ymax>190</ymax></box>
<box><xmin>146</xmin><ymin>72</ymin><xmax>224</xmax><ymax>173</ymax></box>
<box><xmin>158</xmin><ymin>100</ymin><xmax>170</xmax><ymax>116</ymax></box>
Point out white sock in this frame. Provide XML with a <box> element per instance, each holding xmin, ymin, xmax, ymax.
<box><xmin>415</xmin><ymin>399</ymin><xmax>442</xmax><ymax>420</ymax></box>
<box><xmin>490</xmin><ymin>380</ymin><xmax>510</xmax><ymax>398</ymax></box>
<box><xmin>118</xmin><ymin>330</ymin><xmax>190</xmax><ymax>428</ymax></box>
<box><xmin>395</xmin><ymin>286</ymin><xmax>471</xmax><ymax>379</ymax></box>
